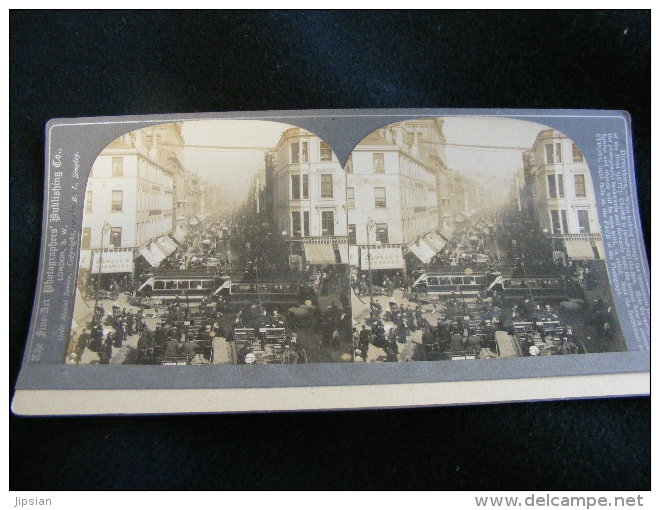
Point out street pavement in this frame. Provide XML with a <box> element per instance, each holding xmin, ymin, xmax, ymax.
<box><xmin>351</xmin><ymin>288</ymin><xmax>446</xmax><ymax>363</ymax></box>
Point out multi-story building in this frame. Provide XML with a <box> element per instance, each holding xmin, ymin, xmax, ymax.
<box><xmin>269</xmin><ymin>121</ymin><xmax>451</xmax><ymax>271</ymax></box>
<box><xmin>182</xmin><ymin>171</ymin><xmax>202</xmax><ymax>224</ymax></box>
<box><xmin>79</xmin><ymin>123</ymin><xmax>186</xmax><ymax>285</ymax></box>
<box><xmin>522</xmin><ymin>129</ymin><xmax>604</xmax><ymax>263</ymax></box>
<box><xmin>271</xmin><ymin>128</ymin><xmax>349</xmax><ymax>266</ymax></box>
<box><xmin>347</xmin><ymin>119</ymin><xmax>448</xmax><ymax>271</ymax></box>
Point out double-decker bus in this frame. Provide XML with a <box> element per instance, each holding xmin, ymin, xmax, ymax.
<box><xmin>137</xmin><ymin>269</ymin><xmax>230</xmax><ymax>303</ymax></box>
<box><xmin>224</xmin><ymin>281</ymin><xmax>301</xmax><ymax>309</ymax></box>
<box><xmin>138</xmin><ymin>270</ymin><xmax>302</xmax><ymax>309</ymax></box>
<box><xmin>411</xmin><ymin>270</ymin><xmax>488</xmax><ymax>298</ymax></box>
<box><xmin>485</xmin><ymin>273</ymin><xmax>573</xmax><ymax>301</ymax></box>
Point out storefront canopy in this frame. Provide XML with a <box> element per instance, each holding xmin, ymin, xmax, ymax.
<box><xmin>564</xmin><ymin>239</ymin><xmax>598</xmax><ymax>261</ymax></box>
<box><xmin>439</xmin><ymin>224</ymin><xmax>454</xmax><ymax>241</ymax></box>
<box><xmin>171</xmin><ymin>227</ymin><xmax>186</xmax><ymax>244</ymax></box>
<box><xmin>138</xmin><ymin>244</ymin><xmax>166</xmax><ymax>267</ymax></box>
<box><xmin>304</xmin><ymin>243</ymin><xmax>337</xmax><ymax>265</ymax></box>
<box><xmin>157</xmin><ymin>236</ymin><xmax>178</xmax><ymax>256</ymax></box>
<box><xmin>407</xmin><ymin>239</ymin><xmax>436</xmax><ymax>265</ymax></box>
<box><xmin>359</xmin><ymin>246</ymin><xmax>405</xmax><ymax>270</ymax></box>
<box><xmin>424</xmin><ymin>232</ymin><xmax>447</xmax><ymax>253</ymax></box>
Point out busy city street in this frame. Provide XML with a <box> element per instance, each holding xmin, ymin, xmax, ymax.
<box><xmin>66</xmin><ymin>117</ymin><xmax>626</xmax><ymax>367</ymax></box>
<box><xmin>350</xmin><ymin>203</ymin><xmax>623</xmax><ymax>364</ymax></box>
<box><xmin>69</xmin><ymin>208</ymin><xmax>354</xmax><ymax>365</ymax></box>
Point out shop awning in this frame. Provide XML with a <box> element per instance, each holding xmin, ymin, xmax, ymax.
<box><xmin>138</xmin><ymin>244</ymin><xmax>166</xmax><ymax>267</ymax></box>
<box><xmin>359</xmin><ymin>246</ymin><xmax>405</xmax><ymax>270</ymax></box>
<box><xmin>171</xmin><ymin>227</ymin><xmax>186</xmax><ymax>244</ymax></box>
<box><xmin>337</xmin><ymin>243</ymin><xmax>349</xmax><ymax>264</ymax></box>
<box><xmin>407</xmin><ymin>240</ymin><xmax>436</xmax><ymax>264</ymax></box>
<box><xmin>157</xmin><ymin>236</ymin><xmax>178</xmax><ymax>256</ymax></box>
<box><xmin>424</xmin><ymin>232</ymin><xmax>447</xmax><ymax>252</ymax></box>
<box><xmin>439</xmin><ymin>223</ymin><xmax>453</xmax><ymax>241</ymax></box>
<box><xmin>304</xmin><ymin>243</ymin><xmax>337</xmax><ymax>265</ymax></box>
<box><xmin>564</xmin><ymin>239</ymin><xmax>597</xmax><ymax>260</ymax></box>
<box><xmin>91</xmin><ymin>250</ymin><xmax>134</xmax><ymax>274</ymax></box>
<box><xmin>593</xmin><ymin>238</ymin><xmax>605</xmax><ymax>260</ymax></box>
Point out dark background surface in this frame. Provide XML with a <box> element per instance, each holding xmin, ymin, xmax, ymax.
<box><xmin>10</xmin><ymin>10</ymin><xmax>650</xmax><ymax>490</ymax></box>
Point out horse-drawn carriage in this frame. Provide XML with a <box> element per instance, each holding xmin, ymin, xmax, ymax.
<box><xmin>230</xmin><ymin>326</ymin><xmax>307</xmax><ymax>365</ymax></box>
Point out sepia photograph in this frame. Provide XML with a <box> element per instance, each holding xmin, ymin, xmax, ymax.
<box><xmin>66</xmin><ymin>120</ymin><xmax>353</xmax><ymax>366</ymax></box>
<box><xmin>347</xmin><ymin>117</ymin><xmax>624</xmax><ymax>363</ymax></box>
<box><xmin>65</xmin><ymin>116</ymin><xmax>624</xmax><ymax>367</ymax></box>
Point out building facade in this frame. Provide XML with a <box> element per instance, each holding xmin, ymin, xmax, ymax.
<box><xmin>270</xmin><ymin>128</ymin><xmax>349</xmax><ymax>266</ymax></box>
<box><xmin>346</xmin><ymin>120</ymin><xmax>449</xmax><ymax>271</ymax></box>
<box><xmin>79</xmin><ymin>123</ymin><xmax>187</xmax><ymax>283</ymax></box>
<box><xmin>522</xmin><ymin>129</ymin><xmax>604</xmax><ymax>262</ymax></box>
<box><xmin>269</xmin><ymin>121</ymin><xmax>452</xmax><ymax>271</ymax></box>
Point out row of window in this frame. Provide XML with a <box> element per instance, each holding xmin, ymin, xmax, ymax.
<box><xmin>290</xmin><ymin>210</ymin><xmax>336</xmax><ymax>237</ymax></box>
<box><xmin>344</xmin><ymin>153</ymin><xmax>383</xmax><ymax>174</ymax></box>
<box><xmin>346</xmin><ymin>223</ymin><xmax>389</xmax><ymax>244</ymax></box>
<box><xmin>546</xmin><ymin>173</ymin><xmax>587</xmax><ymax>199</ymax></box>
<box><xmin>424</xmin><ymin>276</ymin><xmax>486</xmax><ymax>286</ymax></box>
<box><xmin>231</xmin><ymin>283</ymin><xmax>299</xmax><ymax>294</ymax></box>
<box><xmin>137</xmin><ymin>218</ymin><xmax>172</xmax><ymax>246</ymax></box>
<box><xmin>81</xmin><ymin>217</ymin><xmax>173</xmax><ymax>250</ymax></box>
<box><xmin>289</xmin><ymin>174</ymin><xmax>388</xmax><ymax>209</ymax></box>
<box><xmin>545</xmin><ymin>142</ymin><xmax>585</xmax><ymax>165</ymax></box>
<box><xmin>345</xmin><ymin>187</ymin><xmax>387</xmax><ymax>209</ymax></box>
<box><xmin>154</xmin><ymin>280</ymin><xmax>215</xmax><ymax>290</ymax></box>
<box><xmin>85</xmin><ymin>190</ymin><xmax>124</xmax><ymax>213</ymax></box>
<box><xmin>87</xmin><ymin>189</ymin><xmax>170</xmax><ymax>214</ymax></box>
<box><xmin>89</xmin><ymin>157</ymin><xmax>125</xmax><ymax>179</ymax></box>
<box><xmin>291</xmin><ymin>141</ymin><xmax>334</xmax><ymax>164</ymax></box>
<box><xmin>91</xmin><ymin>155</ymin><xmax>173</xmax><ymax>185</ymax></box>
<box><xmin>549</xmin><ymin>209</ymin><xmax>591</xmax><ymax>234</ymax></box>
<box><xmin>289</xmin><ymin>174</ymin><xmax>333</xmax><ymax>199</ymax></box>
<box><xmin>81</xmin><ymin>226</ymin><xmax>123</xmax><ymax>250</ymax></box>
<box><xmin>289</xmin><ymin>142</ymin><xmax>387</xmax><ymax>174</ymax></box>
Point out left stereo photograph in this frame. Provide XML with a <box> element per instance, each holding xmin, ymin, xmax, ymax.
<box><xmin>67</xmin><ymin>120</ymin><xmax>353</xmax><ymax>367</ymax></box>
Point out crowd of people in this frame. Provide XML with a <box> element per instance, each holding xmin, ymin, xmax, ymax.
<box><xmin>349</xmin><ymin>205</ymin><xmax>621</xmax><ymax>361</ymax></box>
<box><xmin>69</xmin><ymin>304</ymin><xmax>147</xmax><ymax>364</ymax></box>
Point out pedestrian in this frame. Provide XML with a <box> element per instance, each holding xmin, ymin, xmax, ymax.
<box><xmin>99</xmin><ymin>335</ymin><xmax>113</xmax><ymax>364</ymax></box>
<box><xmin>164</xmin><ymin>336</ymin><xmax>180</xmax><ymax>358</ymax></box>
<box><xmin>332</xmin><ymin>328</ymin><xmax>341</xmax><ymax>350</ymax></box>
<box><xmin>74</xmin><ymin>329</ymin><xmax>90</xmax><ymax>363</ymax></box>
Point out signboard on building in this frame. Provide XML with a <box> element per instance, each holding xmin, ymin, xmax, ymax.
<box><xmin>359</xmin><ymin>246</ymin><xmax>405</xmax><ymax>270</ymax></box>
<box><xmin>91</xmin><ymin>250</ymin><xmax>133</xmax><ymax>274</ymax></box>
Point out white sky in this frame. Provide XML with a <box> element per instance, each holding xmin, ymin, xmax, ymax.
<box><xmin>182</xmin><ymin>120</ymin><xmax>296</xmax><ymax>205</ymax></box>
<box><xmin>180</xmin><ymin>117</ymin><xmax>550</xmax><ymax>206</ymax></box>
<box><xmin>442</xmin><ymin>117</ymin><xmax>547</xmax><ymax>201</ymax></box>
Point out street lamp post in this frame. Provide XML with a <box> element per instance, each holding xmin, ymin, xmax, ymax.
<box><xmin>94</xmin><ymin>221</ymin><xmax>111</xmax><ymax>311</ymax></box>
<box><xmin>366</xmin><ymin>218</ymin><xmax>376</xmax><ymax>306</ymax></box>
